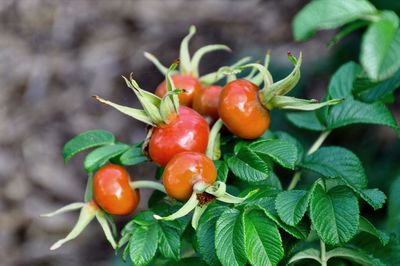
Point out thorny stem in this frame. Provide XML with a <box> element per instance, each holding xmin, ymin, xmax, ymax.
<box><xmin>287</xmin><ymin>130</ymin><xmax>331</xmax><ymax>190</ymax></box>
<box><xmin>320</xmin><ymin>240</ymin><xmax>327</xmax><ymax>266</ymax></box>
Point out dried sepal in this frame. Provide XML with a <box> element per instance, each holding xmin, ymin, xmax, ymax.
<box><xmin>153</xmin><ymin>192</ymin><xmax>199</xmax><ymax>221</ymax></box>
<box><xmin>266</xmin><ymin>95</ymin><xmax>343</xmax><ymax>110</ymax></box>
<box><xmin>200</xmin><ymin>56</ymin><xmax>252</xmax><ymax>84</ymax></box>
<box><xmin>93</xmin><ymin>96</ymin><xmax>155</xmax><ymax>126</ymax></box>
<box><xmin>48</xmin><ymin>202</ymin><xmax>98</xmax><ymax>250</ymax></box>
<box><xmin>179</xmin><ymin>25</ymin><xmax>196</xmax><ymax>74</ymax></box>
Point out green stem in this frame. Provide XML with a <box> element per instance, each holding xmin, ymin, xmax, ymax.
<box><xmin>307</xmin><ymin>130</ymin><xmax>331</xmax><ymax>155</ymax></box>
<box><xmin>287</xmin><ymin>131</ymin><xmax>331</xmax><ymax>190</ymax></box>
<box><xmin>362</xmin><ymin>14</ymin><xmax>380</xmax><ymax>22</ymax></box>
<box><xmin>327</xmin><ymin>21</ymin><xmax>369</xmax><ymax>48</ymax></box>
<box><xmin>320</xmin><ymin>240</ymin><xmax>327</xmax><ymax>266</ymax></box>
<box><xmin>287</xmin><ymin>171</ymin><xmax>302</xmax><ymax>191</ymax></box>
<box><xmin>206</xmin><ymin>119</ymin><xmax>224</xmax><ymax>159</ymax></box>
<box><xmin>130</xmin><ymin>181</ymin><xmax>166</xmax><ymax>193</ymax></box>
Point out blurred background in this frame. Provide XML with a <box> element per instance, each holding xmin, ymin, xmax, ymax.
<box><xmin>0</xmin><ymin>0</ymin><xmax>399</xmax><ymax>265</ymax></box>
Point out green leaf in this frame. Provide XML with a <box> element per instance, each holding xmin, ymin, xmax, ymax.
<box><xmin>84</xmin><ymin>144</ymin><xmax>129</xmax><ymax>172</ymax></box>
<box><xmin>357</xmin><ymin>69</ymin><xmax>400</xmax><ymax>102</ymax></box>
<box><xmin>324</xmin><ymin>62</ymin><xmax>398</xmax><ymax>130</ymax></box>
<box><xmin>275</xmin><ymin>190</ymin><xmax>309</xmax><ymax>226</ymax></box>
<box><xmin>361</xmin><ymin>18</ymin><xmax>400</xmax><ymax>81</ymax></box>
<box><xmin>129</xmin><ymin>223</ymin><xmax>158</xmax><ymax>266</ymax></box>
<box><xmin>303</xmin><ymin>146</ymin><xmax>387</xmax><ymax>209</ymax></box>
<box><xmin>227</xmin><ymin>147</ymin><xmax>272</xmax><ymax>182</ymax></box>
<box><xmin>244</xmin><ymin>189</ymin><xmax>309</xmax><ymax>240</ymax></box>
<box><xmin>310</xmin><ymin>185</ymin><xmax>359</xmax><ymax>245</ymax></box>
<box><xmin>243</xmin><ymin>209</ymin><xmax>284</xmax><ymax>266</ymax></box>
<box><xmin>326</xmin><ymin>98</ymin><xmax>398</xmax><ymax>130</ymax></box>
<box><xmin>302</xmin><ymin>146</ymin><xmax>367</xmax><ymax>189</ymax></box>
<box><xmin>326</xmin><ymin>247</ymin><xmax>382</xmax><ymax>266</ymax></box>
<box><xmin>359</xmin><ymin>188</ymin><xmax>386</xmax><ymax>210</ymax></box>
<box><xmin>214</xmin><ymin>160</ymin><xmax>228</xmax><ymax>182</ymax></box>
<box><xmin>133</xmin><ymin>211</ymin><xmax>157</xmax><ymax>226</ymax></box>
<box><xmin>117</xmin><ymin>144</ymin><xmax>148</xmax><ymax>166</ymax></box>
<box><xmin>215</xmin><ymin>208</ymin><xmax>246</xmax><ymax>266</ymax></box>
<box><xmin>250</xmin><ymin>139</ymin><xmax>298</xmax><ymax>169</ymax></box>
<box><xmin>196</xmin><ymin>205</ymin><xmax>228</xmax><ymax>266</ymax></box>
<box><xmin>293</xmin><ymin>0</ymin><xmax>377</xmax><ymax>41</ymax></box>
<box><xmin>327</xmin><ymin>62</ymin><xmax>362</xmax><ymax>98</ymax></box>
<box><xmin>158</xmin><ymin>222</ymin><xmax>180</xmax><ymax>261</ymax></box>
<box><xmin>62</xmin><ymin>130</ymin><xmax>115</xmax><ymax>162</ymax></box>
<box><xmin>244</xmin><ymin>187</ymin><xmax>280</xmax><ymax>214</ymax></box>
<box><xmin>359</xmin><ymin>216</ymin><xmax>389</xmax><ymax>246</ymax></box>
<box><xmin>274</xmin><ymin>131</ymin><xmax>304</xmax><ymax>165</ymax></box>
<box><xmin>302</xmin><ymin>147</ymin><xmax>386</xmax><ymax>208</ymax></box>
<box><xmin>288</xmin><ymin>62</ymin><xmax>399</xmax><ymax>131</ymax></box>
<box><xmin>286</xmin><ymin>111</ymin><xmax>326</xmax><ymax>131</ymax></box>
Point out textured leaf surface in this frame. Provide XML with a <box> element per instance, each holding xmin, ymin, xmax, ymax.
<box><xmin>84</xmin><ymin>143</ymin><xmax>129</xmax><ymax>172</ymax></box>
<box><xmin>62</xmin><ymin>130</ymin><xmax>115</xmax><ymax>162</ymax></box>
<box><xmin>286</xmin><ymin>111</ymin><xmax>326</xmax><ymax>131</ymax></box>
<box><xmin>243</xmin><ymin>209</ymin><xmax>284</xmax><ymax>266</ymax></box>
<box><xmin>215</xmin><ymin>209</ymin><xmax>246</xmax><ymax>266</ymax></box>
<box><xmin>324</xmin><ymin>62</ymin><xmax>398</xmax><ymax>130</ymax></box>
<box><xmin>250</xmin><ymin>139</ymin><xmax>298</xmax><ymax>169</ymax></box>
<box><xmin>302</xmin><ymin>146</ymin><xmax>367</xmax><ymax>189</ymax></box>
<box><xmin>302</xmin><ymin>146</ymin><xmax>387</xmax><ymax>209</ymax></box>
<box><xmin>310</xmin><ymin>185</ymin><xmax>359</xmax><ymax>245</ymax></box>
<box><xmin>158</xmin><ymin>222</ymin><xmax>180</xmax><ymax>261</ymax></box>
<box><xmin>196</xmin><ymin>205</ymin><xmax>228</xmax><ymax>266</ymax></box>
<box><xmin>359</xmin><ymin>188</ymin><xmax>386</xmax><ymax>210</ymax></box>
<box><xmin>293</xmin><ymin>0</ymin><xmax>376</xmax><ymax>41</ymax></box>
<box><xmin>361</xmin><ymin>20</ymin><xmax>400</xmax><ymax>81</ymax></box>
<box><xmin>359</xmin><ymin>216</ymin><xmax>389</xmax><ymax>246</ymax></box>
<box><xmin>117</xmin><ymin>144</ymin><xmax>147</xmax><ymax>166</ymax></box>
<box><xmin>227</xmin><ymin>147</ymin><xmax>271</xmax><ymax>182</ymax></box>
<box><xmin>326</xmin><ymin>99</ymin><xmax>398</xmax><ymax>130</ymax></box>
<box><xmin>358</xmin><ymin>69</ymin><xmax>400</xmax><ymax>102</ymax></box>
<box><xmin>275</xmin><ymin>190</ymin><xmax>309</xmax><ymax>226</ymax></box>
<box><xmin>214</xmin><ymin>160</ymin><xmax>229</xmax><ymax>182</ymax></box>
<box><xmin>244</xmin><ymin>189</ymin><xmax>309</xmax><ymax>240</ymax></box>
<box><xmin>327</xmin><ymin>62</ymin><xmax>361</xmax><ymax>98</ymax></box>
<box><xmin>129</xmin><ymin>223</ymin><xmax>158</xmax><ymax>266</ymax></box>
<box><xmin>274</xmin><ymin>131</ymin><xmax>305</xmax><ymax>165</ymax></box>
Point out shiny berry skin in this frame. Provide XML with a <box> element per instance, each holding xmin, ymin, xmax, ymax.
<box><xmin>218</xmin><ymin>79</ymin><xmax>270</xmax><ymax>139</ymax></box>
<box><xmin>149</xmin><ymin>106</ymin><xmax>209</xmax><ymax>166</ymax></box>
<box><xmin>93</xmin><ymin>164</ymin><xmax>139</xmax><ymax>215</ymax></box>
<box><xmin>162</xmin><ymin>152</ymin><xmax>217</xmax><ymax>201</ymax></box>
<box><xmin>155</xmin><ymin>74</ymin><xmax>202</xmax><ymax>106</ymax></box>
<box><xmin>193</xmin><ymin>85</ymin><xmax>223</xmax><ymax>121</ymax></box>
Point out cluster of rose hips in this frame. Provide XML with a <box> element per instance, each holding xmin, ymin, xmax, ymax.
<box><xmin>42</xmin><ymin>26</ymin><xmax>340</xmax><ymax>250</ymax></box>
